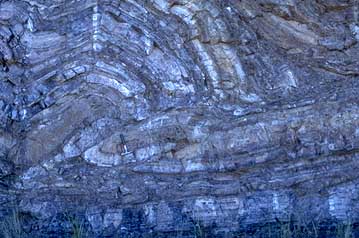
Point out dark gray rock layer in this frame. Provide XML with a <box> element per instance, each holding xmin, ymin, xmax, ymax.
<box><xmin>1</xmin><ymin>0</ymin><xmax>359</xmax><ymax>237</ymax></box>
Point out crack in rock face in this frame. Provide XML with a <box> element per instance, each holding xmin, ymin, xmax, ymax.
<box><xmin>1</xmin><ymin>0</ymin><xmax>359</xmax><ymax>237</ymax></box>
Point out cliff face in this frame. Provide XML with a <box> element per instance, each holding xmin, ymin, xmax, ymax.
<box><xmin>0</xmin><ymin>0</ymin><xmax>359</xmax><ymax>236</ymax></box>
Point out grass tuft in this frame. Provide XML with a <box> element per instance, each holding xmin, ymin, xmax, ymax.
<box><xmin>336</xmin><ymin>220</ymin><xmax>353</xmax><ymax>238</ymax></box>
<box><xmin>65</xmin><ymin>214</ymin><xmax>86</xmax><ymax>238</ymax></box>
<box><xmin>0</xmin><ymin>209</ymin><xmax>23</xmax><ymax>238</ymax></box>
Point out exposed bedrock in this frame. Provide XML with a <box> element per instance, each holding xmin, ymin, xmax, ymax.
<box><xmin>1</xmin><ymin>0</ymin><xmax>359</xmax><ymax>237</ymax></box>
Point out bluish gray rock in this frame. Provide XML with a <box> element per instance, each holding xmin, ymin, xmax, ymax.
<box><xmin>0</xmin><ymin>0</ymin><xmax>359</xmax><ymax>237</ymax></box>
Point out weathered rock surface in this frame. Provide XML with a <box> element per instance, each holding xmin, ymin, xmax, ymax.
<box><xmin>1</xmin><ymin>0</ymin><xmax>359</xmax><ymax>237</ymax></box>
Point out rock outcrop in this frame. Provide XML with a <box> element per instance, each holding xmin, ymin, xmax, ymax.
<box><xmin>1</xmin><ymin>0</ymin><xmax>359</xmax><ymax>237</ymax></box>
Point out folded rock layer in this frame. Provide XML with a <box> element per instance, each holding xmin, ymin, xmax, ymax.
<box><xmin>0</xmin><ymin>0</ymin><xmax>359</xmax><ymax>237</ymax></box>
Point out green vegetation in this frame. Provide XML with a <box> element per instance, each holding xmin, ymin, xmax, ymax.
<box><xmin>192</xmin><ymin>220</ymin><xmax>205</xmax><ymax>238</ymax></box>
<box><xmin>0</xmin><ymin>209</ymin><xmax>23</xmax><ymax>238</ymax></box>
<box><xmin>65</xmin><ymin>213</ymin><xmax>87</xmax><ymax>238</ymax></box>
<box><xmin>0</xmin><ymin>210</ymin><xmax>357</xmax><ymax>238</ymax></box>
<box><xmin>336</xmin><ymin>220</ymin><xmax>353</xmax><ymax>238</ymax></box>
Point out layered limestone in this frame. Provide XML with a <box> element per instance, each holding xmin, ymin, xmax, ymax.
<box><xmin>0</xmin><ymin>0</ymin><xmax>359</xmax><ymax>237</ymax></box>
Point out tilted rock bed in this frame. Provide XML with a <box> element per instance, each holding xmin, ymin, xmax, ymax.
<box><xmin>0</xmin><ymin>0</ymin><xmax>359</xmax><ymax>237</ymax></box>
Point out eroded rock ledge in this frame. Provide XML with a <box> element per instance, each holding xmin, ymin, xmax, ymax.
<box><xmin>1</xmin><ymin>0</ymin><xmax>359</xmax><ymax>237</ymax></box>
